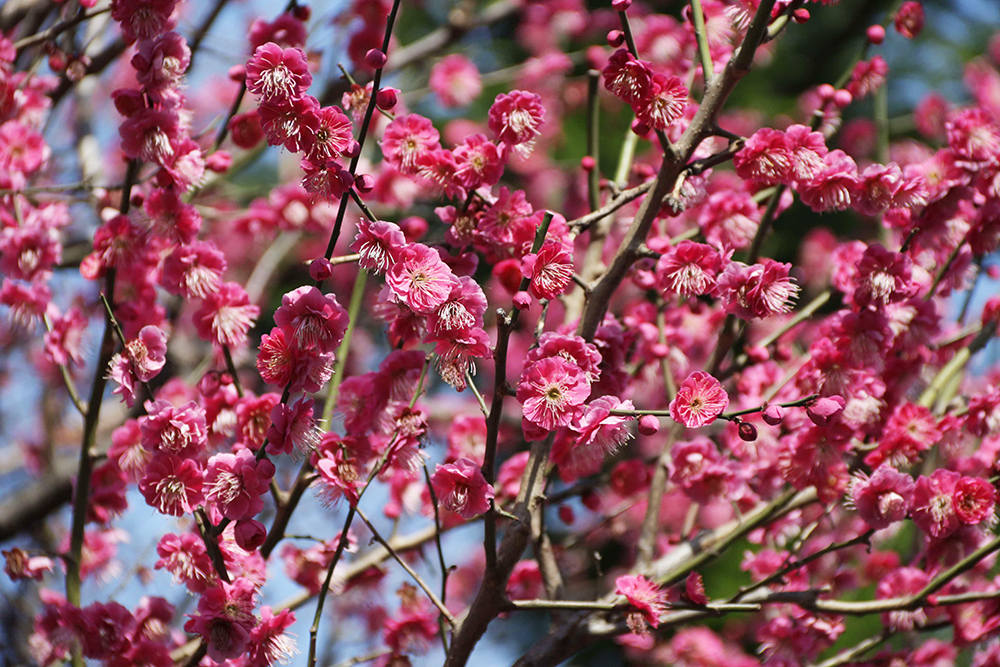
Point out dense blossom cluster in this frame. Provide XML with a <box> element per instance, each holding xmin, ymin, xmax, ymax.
<box><xmin>5</xmin><ymin>1</ymin><xmax>1000</xmax><ymax>666</ymax></box>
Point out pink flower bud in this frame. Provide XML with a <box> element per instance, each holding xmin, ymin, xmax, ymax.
<box><xmin>651</xmin><ymin>343</ymin><xmax>669</xmax><ymax>358</ymax></box>
<box><xmin>638</xmin><ymin>414</ymin><xmax>659</xmax><ymax>435</ymax></box>
<box><xmin>762</xmin><ymin>404</ymin><xmax>784</xmax><ymax>426</ymax></box>
<box><xmin>988</xmin><ymin>265</ymin><xmax>1000</xmax><ymax>279</ymax></box>
<box><xmin>581</xmin><ymin>489</ymin><xmax>601</xmax><ymax>512</ymax></box>
<box><xmin>611</xmin><ymin>0</ymin><xmax>631</xmax><ymax>11</ymax></box>
<box><xmin>345</xmin><ymin>140</ymin><xmax>362</xmax><ymax>158</ymax></box>
<box><xmin>581</xmin><ymin>155</ymin><xmax>596</xmax><ymax>171</ymax></box>
<box><xmin>234</xmin><ymin>519</ymin><xmax>267</xmax><ymax>551</ymax></box>
<box><xmin>228</xmin><ymin>64</ymin><xmax>246</xmax><ymax>83</ymax></box>
<box><xmin>833</xmin><ymin>89</ymin><xmax>853</xmax><ymax>108</ymax></box>
<box><xmin>792</xmin><ymin>8</ymin><xmax>810</xmax><ymax>23</ymax></box>
<box><xmin>817</xmin><ymin>83</ymin><xmax>836</xmax><ymax>100</ymax></box>
<box><xmin>746</xmin><ymin>345</ymin><xmax>769</xmax><ymax>363</ymax></box>
<box><xmin>293</xmin><ymin>4</ymin><xmax>311</xmax><ymax>20</ymax></box>
<box><xmin>807</xmin><ymin>396</ymin><xmax>845</xmax><ymax>426</ymax></box>
<box><xmin>558</xmin><ymin>505</ymin><xmax>575</xmax><ymax>525</ymax></box>
<box><xmin>365</xmin><ymin>48</ymin><xmax>387</xmax><ymax>69</ymax></box>
<box><xmin>309</xmin><ymin>257</ymin><xmax>333</xmax><ymax>281</ymax></box>
<box><xmin>867</xmin><ymin>24</ymin><xmax>886</xmax><ymax>44</ymax></box>
<box><xmin>607</xmin><ymin>30</ymin><xmax>625</xmax><ymax>47</ymax></box>
<box><xmin>631</xmin><ymin>119</ymin><xmax>651</xmax><ymax>136</ymax></box>
<box><xmin>398</xmin><ymin>215</ymin><xmax>428</xmax><ymax>242</ymax></box>
<box><xmin>513</xmin><ymin>291</ymin><xmax>531</xmax><ymax>310</ymax></box>
<box><xmin>376</xmin><ymin>87</ymin><xmax>398</xmax><ymax>110</ymax></box>
<box><xmin>205</xmin><ymin>150</ymin><xmax>232</xmax><ymax>173</ymax></box>
<box><xmin>355</xmin><ymin>173</ymin><xmax>375</xmax><ymax>193</ymax></box>
<box><xmin>737</xmin><ymin>421</ymin><xmax>758</xmax><ymax>442</ymax></box>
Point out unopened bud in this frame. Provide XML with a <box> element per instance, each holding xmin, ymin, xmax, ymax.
<box><xmin>792</xmin><ymin>8</ymin><xmax>810</xmax><ymax>23</ymax></box>
<box><xmin>638</xmin><ymin>415</ymin><xmax>660</xmax><ymax>436</ymax></box>
<box><xmin>581</xmin><ymin>155</ymin><xmax>596</xmax><ymax>171</ymax></box>
<box><xmin>737</xmin><ymin>421</ymin><xmax>758</xmax><ymax>442</ymax></box>
<box><xmin>607</xmin><ymin>30</ymin><xmax>625</xmax><ymax>47</ymax></box>
<box><xmin>611</xmin><ymin>0</ymin><xmax>632</xmax><ymax>11</ymax></box>
<box><xmin>376</xmin><ymin>87</ymin><xmax>398</xmax><ymax>110</ymax></box>
<box><xmin>631</xmin><ymin>119</ymin><xmax>650</xmax><ymax>136</ymax></box>
<box><xmin>867</xmin><ymin>24</ymin><xmax>886</xmax><ymax>44</ymax></box>
<box><xmin>833</xmin><ymin>89</ymin><xmax>853</xmax><ymax>108</ymax></box>
<box><xmin>309</xmin><ymin>257</ymin><xmax>333</xmax><ymax>281</ymax></box>
<box><xmin>365</xmin><ymin>48</ymin><xmax>387</xmax><ymax>69</ymax></box>
<box><xmin>762</xmin><ymin>405</ymin><xmax>784</xmax><ymax>426</ymax></box>
<box><xmin>292</xmin><ymin>5</ymin><xmax>311</xmax><ymax>21</ymax></box>
<box><xmin>558</xmin><ymin>505</ymin><xmax>575</xmax><ymax>525</ymax></box>
<box><xmin>513</xmin><ymin>291</ymin><xmax>532</xmax><ymax>310</ymax></box>
<box><xmin>817</xmin><ymin>83</ymin><xmax>836</xmax><ymax>100</ymax></box>
<box><xmin>355</xmin><ymin>173</ymin><xmax>375</xmax><ymax>193</ymax></box>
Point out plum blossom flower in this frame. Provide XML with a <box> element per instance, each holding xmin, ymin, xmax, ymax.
<box><xmin>603</xmin><ymin>49</ymin><xmax>653</xmax><ymax>106</ymax></box>
<box><xmin>911</xmin><ymin>469</ymin><xmax>961</xmax><ymax>539</ymax></box>
<box><xmin>183</xmin><ymin>578</ymin><xmax>258</xmax><ymax>662</ymax></box>
<box><xmin>160</xmin><ymin>241</ymin><xmax>226</xmax><ymax>299</ymax></box>
<box><xmin>734</xmin><ymin>128</ymin><xmax>794</xmax><ymax>185</ymax></box>
<box><xmin>655</xmin><ymin>240</ymin><xmax>723</xmax><ymax>297</ymax></box>
<box><xmin>193</xmin><ymin>282</ymin><xmax>259</xmax><ymax>349</ymax></box>
<box><xmin>380</xmin><ymin>114</ymin><xmax>441</xmax><ymax>175</ymax></box>
<box><xmin>141</xmin><ymin>399</ymin><xmax>208</xmax><ymax>458</ymax></box>
<box><xmin>520</xmin><ymin>239</ymin><xmax>573</xmax><ymax>301</ymax></box>
<box><xmin>107</xmin><ymin>325</ymin><xmax>167</xmax><ymax>407</ymax></box>
<box><xmin>111</xmin><ymin>0</ymin><xmax>177</xmax><ymax>42</ymax></box>
<box><xmin>850</xmin><ymin>466</ymin><xmax>914</xmax><ymax>530</ymax></box>
<box><xmin>517</xmin><ymin>357</ymin><xmax>591</xmax><ymax>433</ymax></box>
<box><xmin>669</xmin><ymin>371</ymin><xmax>729</xmax><ymax>428</ymax></box>
<box><xmin>429</xmin><ymin>54</ymin><xmax>482</xmax><ymax>108</ymax></box>
<box><xmin>716</xmin><ymin>259</ymin><xmax>799</xmax><ymax>319</ymax></box>
<box><xmin>385</xmin><ymin>243</ymin><xmax>456</xmax><ymax>314</ymax></box>
<box><xmin>273</xmin><ymin>286</ymin><xmax>349</xmax><ymax>354</ymax></box>
<box><xmin>245</xmin><ymin>43</ymin><xmax>312</xmax><ymax>103</ymax></box>
<box><xmin>350</xmin><ymin>217</ymin><xmax>406</xmax><ymax>275</ymax></box>
<box><xmin>138</xmin><ymin>454</ymin><xmax>204</xmax><ymax>516</ymax></box>
<box><xmin>430</xmin><ymin>457</ymin><xmax>494</xmax><ymax>519</ymax></box>
<box><xmin>249</xmin><ymin>607</ymin><xmax>297</xmax><ymax>667</ymax></box>
<box><xmin>615</xmin><ymin>574</ymin><xmax>666</xmax><ymax>635</ymax></box>
<box><xmin>953</xmin><ymin>477</ymin><xmax>996</xmax><ymax>526</ymax></box>
<box><xmin>488</xmin><ymin>90</ymin><xmax>545</xmax><ymax>157</ymax></box>
<box><xmin>204</xmin><ymin>449</ymin><xmax>275</xmax><ymax>521</ymax></box>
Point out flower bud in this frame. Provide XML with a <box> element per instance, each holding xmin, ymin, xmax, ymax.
<box><xmin>345</xmin><ymin>140</ymin><xmax>362</xmax><ymax>158</ymax></box>
<box><xmin>737</xmin><ymin>421</ymin><xmax>758</xmax><ymax>442</ymax></box>
<box><xmin>293</xmin><ymin>4</ymin><xmax>311</xmax><ymax>20</ymax></box>
<box><xmin>228</xmin><ymin>64</ymin><xmax>246</xmax><ymax>83</ymax></box>
<box><xmin>631</xmin><ymin>119</ymin><xmax>651</xmax><ymax>136</ymax></box>
<box><xmin>513</xmin><ymin>291</ymin><xmax>532</xmax><ymax>310</ymax></box>
<box><xmin>234</xmin><ymin>519</ymin><xmax>267</xmax><ymax>551</ymax></box>
<box><xmin>399</xmin><ymin>215</ymin><xmax>428</xmax><ymax>242</ymax></box>
<box><xmin>792</xmin><ymin>8</ymin><xmax>810</xmax><ymax>23</ymax></box>
<box><xmin>581</xmin><ymin>489</ymin><xmax>602</xmax><ymax>512</ymax></box>
<box><xmin>355</xmin><ymin>173</ymin><xmax>375</xmax><ymax>193</ymax></box>
<box><xmin>365</xmin><ymin>48</ymin><xmax>387</xmax><ymax>69</ymax></box>
<box><xmin>581</xmin><ymin>155</ymin><xmax>596</xmax><ymax>171</ymax></box>
<box><xmin>807</xmin><ymin>396</ymin><xmax>845</xmax><ymax>427</ymax></box>
<box><xmin>376</xmin><ymin>87</ymin><xmax>398</xmax><ymax>110</ymax></box>
<box><xmin>762</xmin><ymin>404</ymin><xmax>784</xmax><ymax>426</ymax></box>
<box><xmin>309</xmin><ymin>257</ymin><xmax>333</xmax><ymax>282</ymax></box>
<box><xmin>607</xmin><ymin>30</ymin><xmax>625</xmax><ymax>47</ymax></box>
<box><xmin>833</xmin><ymin>89</ymin><xmax>853</xmax><ymax>108</ymax></box>
<box><xmin>867</xmin><ymin>24</ymin><xmax>886</xmax><ymax>44</ymax></box>
<box><xmin>205</xmin><ymin>150</ymin><xmax>232</xmax><ymax>173</ymax></box>
<box><xmin>611</xmin><ymin>0</ymin><xmax>631</xmax><ymax>11</ymax></box>
<box><xmin>817</xmin><ymin>83</ymin><xmax>836</xmax><ymax>100</ymax></box>
<box><xmin>638</xmin><ymin>414</ymin><xmax>660</xmax><ymax>436</ymax></box>
<box><xmin>558</xmin><ymin>505</ymin><xmax>575</xmax><ymax>525</ymax></box>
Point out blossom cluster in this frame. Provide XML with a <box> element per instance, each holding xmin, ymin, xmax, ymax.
<box><xmin>6</xmin><ymin>1</ymin><xmax>1000</xmax><ymax>667</ymax></box>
